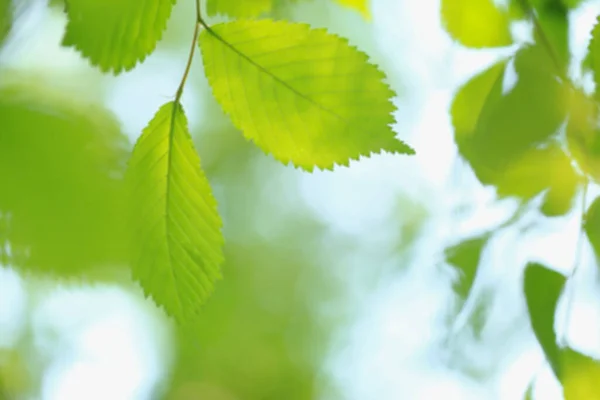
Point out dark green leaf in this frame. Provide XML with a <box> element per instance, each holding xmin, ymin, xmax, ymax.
<box><xmin>584</xmin><ymin>196</ymin><xmax>600</xmax><ymax>261</ymax></box>
<box><xmin>523</xmin><ymin>262</ymin><xmax>566</xmax><ymax>379</ymax></box>
<box><xmin>0</xmin><ymin>0</ymin><xmax>12</xmax><ymax>47</ymax></box>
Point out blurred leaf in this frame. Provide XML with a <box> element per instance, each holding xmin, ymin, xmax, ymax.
<box><xmin>62</xmin><ymin>0</ymin><xmax>175</xmax><ymax>73</ymax></box>
<box><xmin>335</xmin><ymin>0</ymin><xmax>370</xmax><ymax>19</ymax></box>
<box><xmin>441</xmin><ymin>0</ymin><xmax>513</xmax><ymax>48</ymax></box>
<box><xmin>589</xmin><ymin>17</ymin><xmax>600</xmax><ymax>101</ymax></box>
<box><xmin>445</xmin><ymin>233</ymin><xmax>490</xmax><ymax>306</ymax></box>
<box><xmin>523</xmin><ymin>262</ymin><xmax>566</xmax><ymax>379</ymax></box>
<box><xmin>566</xmin><ymin>87</ymin><xmax>600</xmax><ymax>182</ymax></box>
<box><xmin>199</xmin><ymin>19</ymin><xmax>414</xmax><ymax>171</ymax></box>
<box><xmin>524</xmin><ymin>381</ymin><xmax>534</xmax><ymax>399</ymax></box>
<box><xmin>584</xmin><ymin>196</ymin><xmax>600</xmax><ymax>261</ymax></box>
<box><xmin>0</xmin><ymin>79</ymin><xmax>128</xmax><ymax>275</ymax></box>
<box><xmin>452</xmin><ymin>45</ymin><xmax>578</xmax><ymax>214</ymax></box>
<box><xmin>207</xmin><ymin>0</ymin><xmax>273</xmax><ymax>17</ymax></box>
<box><xmin>531</xmin><ymin>0</ymin><xmax>570</xmax><ymax>74</ymax></box>
<box><xmin>0</xmin><ymin>0</ymin><xmax>11</xmax><ymax>47</ymax></box>
<box><xmin>562</xmin><ymin>348</ymin><xmax>600</xmax><ymax>399</ymax></box>
<box><xmin>126</xmin><ymin>102</ymin><xmax>224</xmax><ymax>323</ymax></box>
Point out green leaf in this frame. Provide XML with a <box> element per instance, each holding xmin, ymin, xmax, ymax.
<box><xmin>0</xmin><ymin>78</ymin><xmax>128</xmax><ymax>275</ymax></box>
<box><xmin>589</xmin><ymin>17</ymin><xmax>600</xmax><ymax>101</ymax></box>
<box><xmin>523</xmin><ymin>262</ymin><xmax>566</xmax><ymax>379</ymax></box>
<box><xmin>531</xmin><ymin>0</ymin><xmax>570</xmax><ymax>74</ymax></box>
<box><xmin>199</xmin><ymin>19</ymin><xmax>414</xmax><ymax>171</ymax></box>
<box><xmin>524</xmin><ymin>382</ymin><xmax>534</xmax><ymax>400</ymax></box>
<box><xmin>562</xmin><ymin>348</ymin><xmax>600</xmax><ymax>399</ymax></box>
<box><xmin>451</xmin><ymin>45</ymin><xmax>578</xmax><ymax>214</ymax></box>
<box><xmin>0</xmin><ymin>0</ymin><xmax>11</xmax><ymax>46</ymax></box>
<box><xmin>62</xmin><ymin>0</ymin><xmax>175</xmax><ymax>73</ymax></box>
<box><xmin>584</xmin><ymin>196</ymin><xmax>600</xmax><ymax>261</ymax></box>
<box><xmin>207</xmin><ymin>0</ymin><xmax>273</xmax><ymax>18</ymax></box>
<box><xmin>126</xmin><ymin>102</ymin><xmax>224</xmax><ymax>322</ymax></box>
<box><xmin>441</xmin><ymin>0</ymin><xmax>513</xmax><ymax>48</ymax></box>
<box><xmin>335</xmin><ymin>0</ymin><xmax>371</xmax><ymax>19</ymax></box>
<box><xmin>445</xmin><ymin>233</ymin><xmax>490</xmax><ymax>305</ymax></box>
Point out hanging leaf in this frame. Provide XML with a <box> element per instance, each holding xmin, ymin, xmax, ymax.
<box><xmin>199</xmin><ymin>19</ymin><xmax>414</xmax><ymax>171</ymax></box>
<box><xmin>451</xmin><ymin>45</ymin><xmax>578</xmax><ymax>214</ymax></box>
<box><xmin>206</xmin><ymin>0</ymin><xmax>273</xmax><ymax>18</ymax></box>
<box><xmin>0</xmin><ymin>79</ymin><xmax>128</xmax><ymax>276</ymax></box>
<box><xmin>441</xmin><ymin>0</ymin><xmax>513</xmax><ymax>48</ymax></box>
<box><xmin>523</xmin><ymin>262</ymin><xmax>566</xmax><ymax>379</ymax></box>
<box><xmin>62</xmin><ymin>0</ymin><xmax>175</xmax><ymax>73</ymax></box>
<box><xmin>562</xmin><ymin>348</ymin><xmax>600</xmax><ymax>399</ymax></box>
<box><xmin>126</xmin><ymin>102</ymin><xmax>224</xmax><ymax>322</ymax></box>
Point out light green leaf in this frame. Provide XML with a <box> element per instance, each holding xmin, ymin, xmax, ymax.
<box><xmin>584</xmin><ymin>196</ymin><xmax>600</xmax><ymax>263</ymax></box>
<box><xmin>62</xmin><ymin>0</ymin><xmax>175</xmax><ymax>73</ymax></box>
<box><xmin>523</xmin><ymin>262</ymin><xmax>566</xmax><ymax>379</ymax></box>
<box><xmin>562</xmin><ymin>348</ymin><xmax>600</xmax><ymax>399</ymax></box>
<box><xmin>441</xmin><ymin>0</ymin><xmax>513</xmax><ymax>48</ymax></box>
<box><xmin>199</xmin><ymin>19</ymin><xmax>414</xmax><ymax>171</ymax></box>
<box><xmin>445</xmin><ymin>233</ymin><xmax>490</xmax><ymax>306</ymax></box>
<box><xmin>335</xmin><ymin>0</ymin><xmax>371</xmax><ymax>19</ymax></box>
<box><xmin>127</xmin><ymin>102</ymin><xmax>224</xmax><ymax>322</ymax></box>
<box><xmin>207</xmin><ymin>0</ymin><xmax>273</xmax><ymax>18</ymax></box>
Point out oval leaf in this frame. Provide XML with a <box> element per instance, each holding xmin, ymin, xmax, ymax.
<box><xmin>523</xmin><ymin>262</ymin><xmax>566</xmax><ymax>379</ymax></box>
<box><xmin>62</xmin><ymin>0</ymin><xmax>175</xmax><ymax>73</ymax></box>
<box><xmin>126</xmin><ymin>102</ymin><xmax>224</xmax><ymax>322</ymax></box>
<box><xmin>441</xmin><ymin>0</ymin><xmax>513</xmax><ymax>48</ymax></box>
<box><xmin>199</xmin><ymin>19</ymin><xmax>414</xmax><ymax>171</ymax></box>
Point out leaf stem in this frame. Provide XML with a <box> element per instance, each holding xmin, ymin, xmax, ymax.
<box><xmin>561</xmin><ymin>180</ymin><xmax>589</xmax><ymax>346</ymax></box>
<box><xmin>174</xmin><ymin>0</ymin><xmax>202</xmax><ymax>103</ymax></box>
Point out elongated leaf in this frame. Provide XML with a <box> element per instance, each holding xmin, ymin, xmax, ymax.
<box><xmin>562</xmin><ymin>348</ymin><xmax>600</xmax><ymax>399</ymax></box>
<box><xmin>62</xmin><ymin>0</ymin><xmax>175</xmax><ymax>73</ymax></box>
<box><xmin>0</xmin><ymin>0</ymin><xmax>11</xmax><ymax>46</ymax></box>
<box><xmin>441</xmin><ymin>0</ymin><xmax>512</xmax><ymax>48</ymax></box>
<box><xmin>584</xmin><ymin>196</ymin><xmax>600</xmax><ymax>262</ymax></box>
<box><xmin>523</xmin><ymin>262</ymin><xmax>566</xmax><ymax>379</ymax></box>
<box><xmin>199</xmin><ymin>19</ymin><xmax>414</xmax><ymax>171</ymax></box>
<box><xmin>127</xmin><ymin>102</ymin><xmax>224</xmax><ymax>322</ymax></box>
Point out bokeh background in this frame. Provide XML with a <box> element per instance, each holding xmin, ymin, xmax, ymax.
<box><xmin>2</xmin><ymin>0</ymin><xmax>600</xmax><ymax>399</ymax></box>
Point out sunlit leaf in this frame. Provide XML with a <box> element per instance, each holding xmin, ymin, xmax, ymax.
<box><xmin>126</xmin><ymin>102</ymin><xmax>224</xmax><ymax>323</ymax></box>
<box><xmin>206</xmin><ymin>0</ymin><xmax>272</xmax><ymax>18</ymax></box>
<box><xmin>0</xmin><ymin>79</ymin><xmax>128</xmax><ymax>275</ymax></box>
<box><xmin>452</xmin><ymin>45</ymin><xmax>577</xmax><ymax>214</ymax></box>
<box><xmin>199</xmin><ymin>19</ymin><xmax>414</xmax><ymax>171</ymax></box>
<box><xmin>562</xmin><ymin>348</ymin><xmax>600</xmax><ymax>399</ymax></box>
<box><xmin>523</xmin><ymin>262</ymin><xmax>566</xmax><ymax>379</ymax></box>
<box><xmin>335</xmin><ymin>0</ymin><xmax>370</xmax><ymax>19</ymax></box>
<box><xmin>441</xmin><ymin>0</ymin><xmax>512</xmax><ymax>48</ymax></box>
<box><xmin>62</xmin><ymin>0</ymin><xmax>175</xmax><ymax>73</ymax></box>
<box><xmin>531</xmin><ymin>0</ymin><xmax>569</xmax><ymax>74</ymax></box>
<box><xmin>445</xmin><ymin>233</ymin><xmax>490</xmax><ymax>305</ymax></box>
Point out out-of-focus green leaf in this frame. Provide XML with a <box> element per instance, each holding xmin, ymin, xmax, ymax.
<box><xmin>562</xmin><ymin>348</ymin><xmax>600</xmax><ymax>399</ymax></box>
<box><xmin>445</xmin><ymin>233</ymin><xmax>490</xmax><ymax>306</ymax></box>
<box><xmin>524</xmin><ymin>381</ymin><xmax>534</xmax><ymax>399</ymax></box>
<box><xmin>0</xmin><ymin>79</ymin><xmax>128</xmax><ymax>275</ymax></box>
<box><xmin>0</xmin><ymin>0</ymin><xmax>11</xmax><ymax>47</ymax></box>
<box><xmin>451</xmin><ymin>45</ymin><xmax>578</xmax><ymax>215</ymax></box>
<box><xmin>441</xmin><ymin>0</ymin><xmax>513</xmax><ymax>48</ymax></box>
<box><xmin>199</xmin><ymin>19</ymin><xmax>414</xmax><ymax>171</ymax></box>
<box><xmin>531</xmin><ymin>0</ymin><xmax>570</xmax><ymax>73</ymax></box>
<box><xmin>126</xmin><ymin>102</ymin><xmax>224</xmax><ymax>323</ymax></box>
<box><xmin>62</xmin><ymin>0</ymin><xmax>175</xmax><ymax>73</ymax></box>
<box><xmin>566</xmin><ymin>87</ymin><xmax>600</xmax><ymax>182</ymax></box>
<box><xmin>584</xmin><ymin>196</ymin><xmax>600</xmax><ymax>261</ymax></box>
<box><xmin>335</xmin><ymin>0</ymin><xmax>370</xmax><ymax>19</ymax></box>
<box><xmin>523</xmin><ymin>262</ymin><xmax>566</xmax><ymax>379</ymax></box>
